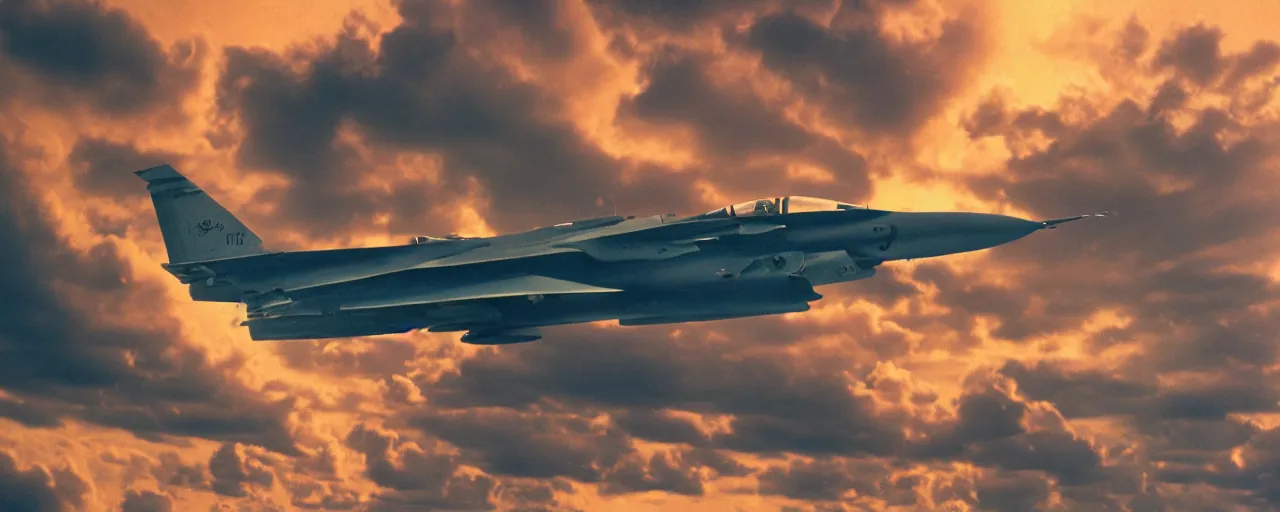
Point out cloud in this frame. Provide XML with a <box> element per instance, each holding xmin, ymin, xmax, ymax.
<box><xmin>425</xmin><ymin>325</ymin><xmax>907</xmax><ymax>457</ymax></box>
<box><xmin>757</xmin><ymin>457</ymin><xmax>892</xmax><ymax>501</ymax></box>
<box><xmin>617</xmin><ymin>50</ymin><xmax>872</xmax><ymax>200</ymax></box>
<box><xmin>413</xmin><ymin>408</ymin><xmax>633</xmax><ymax>482</ymax></box>
<box><xmin>1153</xmin><ymin>23</ymin><xmax>1280</xmax><ymax>91</ymax></box>
<box><xmin>974</xmin><ymin>471</ymin><xmax>1052</xmax><ymax>512</ymax></box>
<box><xmin>150</xmin><ymin>452</ymin><xmax>208</xmax><ymax>490</ymax></box>
<box><xmin>949</xmin><ymin>16</ymin><xmax>1280</xmax><ymax>508</ymax></box>
<box><xmin>345</xmin><ymin>423</ymin><xmax>495</xmax><ymax>510</ymax></box>
<box><xmin>0</xmin><ymin>450</ymin><xmax>88</xmax><ymax>512</ymax></box>
<box><xmin>213</xmin><ymin>2</ymin><xmax>697</xmax><ymax>237</ymax></box>
<box><xmin>66</xmin><ymin>137</ymin><xmax>183</xmax><ymax>200</ymax></box>
<box><xmin>0</xmin><ymin>137</ymin><xmax>301</xmax><ymax>454</ymax></box>
<box><xmin>590</xmin><ymin>0</ymin><xmax>782</xmax><ymax>32</ymax></box>
<box><xmin>209</xmin><ymin>443</ymin><xmax>276</xmax><ymax>498</ymax></box>
<box><xmin>599</xmin><ymin>450</ymin><xmax>705</xmax><ymax>496</ymax></box>
<box><xmin>120</xmin><ymin>489</ymin><xmax>173</xmax><ymax>512</ymax></box>
<box><xmin>949</xmin><ymin>22</ymin><xmax>1280</xmax><ymax>379</ymax></box>
<box><xmin>736</xmin><ymin>1</ymin><xmax>987</xmax><ymax>136</ymax></box>
<box><xmin>0</xmin><ymin>0</ymin><xmax>202</xmax><ymax>115</ymax></box>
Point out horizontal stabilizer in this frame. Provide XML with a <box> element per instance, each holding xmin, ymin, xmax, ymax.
<box><xmin>340</xmin><ymin>275</ymin><xmax>622</xmax><ymax>311</ymax></box>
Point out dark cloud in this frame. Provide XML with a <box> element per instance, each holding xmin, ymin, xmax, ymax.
<box><xmin>941</xmin><ymin>18</ymin><xmax>1280</xmax><ymax>507</ymax></box>
<box><xmin>414</xmin><ymin>408</ymin><xmax>633</xmax><ymax>482</ymax></box>
<box><xmin>610</xmin><ymin>409</ymin><xmax>707</xmax><ymax>446</ymax></box>
<box><xmin>974</xmin><ymin>471</ymin><xmax>1051</xmax><ymax>512</ymax></box>
<box><xmin>0</xmin><ymin>0</ymin><xmax>202</xmax><ymax>115</ymax></box>
<box><xmin>465</xmin><ymin>0</ymin><xmax>581</xmax><ymax>60</ymax></box>
<box><xmin>66</xmin><ymin>137</ymin><xmax>182</xmax><ymax>199</ymax></box>
<box><xmin>600</xmin><ymin>451</ymin><xmax>705</xmax><ymax>496</ymax></box>
<box><xmin>737</xmin><ymin>2</ymin><xmax>985</xmax><ymax>135</ymax></box>
<box><xmin>426</xmin><ymin>325</ymin><xmax>906</xmax><ymax>457</ymax></box>
<box><xmin>0</xmin><ymin>137</ymin><xmax>301</xmax><ymax>454</ymax></box>
<box><xmin>622</xmin><ymin>53</ymin><xmax>806</xmax><ymax>155</ymax></box>
<box><xmin>423</xmin><ymin>326</ymin><xmax>1117</xmax><ymax>495</ymax></box>
<box><xmin>1116</xmin><ymin>16</ymin><xmax>1149</xmax><ymax>61</ymax></box>
<box><xmin>1154</xmin><ymin>24</ymin><xmax>1225</xmax><ymax>86</ymax></box>
<box><xmin>998</xmin><ymin>361</ymin><xmax>1156</xmax><ymax>419</ymax></box>
<box><xmin>1141</xmin><ymin>422</ymin><xmax>1280</xmax><ymax>507</ymax></box>
<box><xmin>1221</xmin><ymin>40</ymin><xmax>1280</xmax><ymax>91</ymax></box>
<box><xmin>897</xmin><ymin>374</ymin><xmax>1113</xmax><ymax>492</ymax></box>
<box><xmin>963</xmin><ymin>90</ymin><xmax>1012</xmax><ymax>139</ymax></box>
<box><xmin>492</xmin><ymin>480</ymin><xmax>578</xmax><ymax>512</ymax></box>
<box><xmin>588</xmin><ymin>0</ymin><xmax>787</xmax><ymax>33</ymax></box>
<box><xmin>679</xmin><ymin>448</ymin><xmax>752</xmax><ymax>478</ymax></box>
<box><xmin>215</xmin><ymin>3</ymin><xmax>696</xmax><ymax>238</ymax></box>
<box><xmin>953</xmin><ymin>23</ymin><xmax>1280</xmax><ymax>373</ymax></box>
<box><xmin>151</xmin><ymin>452</ymin><xmax>208</xmax><ymax>490</ymax></box>
<box><xmin>120</xmin><ymin>489</ymin><xmax>173</xmax><ymax>512</ymax></box>
<box><xmin>617</xmin><ymin>50</ymin><xmax>871</xmax><ymax>201</ymax></box>
<box><xmin>905</xmin><ymin>262</ymin><xmax>1068</xmax><ymax>343</ymax></box>
<box><xmin>1153</xmin><ymin>23</ymin><xmax>1280</xmax><ymax>93</ymax></box>
<box><xmin>757</xmin><ymin>457</ymin><xmax>893</xmax><ymax>502</ymax></box>
<box><xmin>1001</xmin><ymin>361</ymin><xmax>1280</xmax><ymax>505</ymax></box>
<box><xmin>0</xmin><ymin>450</ymin><xmax>86</xmax><ymax>512</ymax></box>
<box><xmin>273</xmin><ymin>338</ymin><xmax>420</xmax><ymax>378</ymax></box>
<box><xmin>285</xmin><ymin>478</ymin><xmax>361</xmax><ymax>510</ymax></box>
<box><xmin>209</xmin><ymin>443</ymin><xmax>276</xmax><ymax>498</ymax></box>
<box><xmin>969</xmin><ymin>431</ymin><xmax>1104</xmax><ymax>486</ymax></box>
<box><xmin>345</xmin><ymin>423</ymin><xmax>495</xmax><ymax>510</ymax></box>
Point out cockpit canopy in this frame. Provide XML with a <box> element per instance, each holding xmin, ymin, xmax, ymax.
<box><xmin>694</xmin><ymin>196</ymin><xmax>866</xmax><ymax>219</ymax></box>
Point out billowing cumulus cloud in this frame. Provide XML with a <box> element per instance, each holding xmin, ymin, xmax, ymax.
<box><xmin>0</xmin><ymin>450</ymin><xmax>89</xmax><ymax>512</ymax></box>
<box><xmin>0</xmin><ymin>0</ymin><xmax>202</xmax><ymax>116</ymax></box>
<box><xmin>0</xmin><ymin>0</ymin><xmax>1279</xmax><ymax>510</ymax></box>
<box><xmin>0</xmin><ymin>137</ymin><xmax>306</xmax><ymax>456</ymax></box>
<box><xmin>119</xmin><ymin>489</ymin><xmax>173</xmax><ymax>512</ymax></box>
<box><xmin>737</xmin><ymin>0</ymin><xmax>986</xmax><ymax>136</ymax></box>
<box><xmin>213</xmin><ymin>1</ymin><xmax>698</xmax><ymax>237</ymax></box>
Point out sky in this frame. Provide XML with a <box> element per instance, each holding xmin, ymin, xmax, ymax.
<box><xmin>0</xmin><ymin>0</ymin><xmax>1278</xmax><ymax>511</ymax></box>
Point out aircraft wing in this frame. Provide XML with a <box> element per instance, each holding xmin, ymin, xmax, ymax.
<box><xmin>161</xmin><ymin>241</ymin><xmax>487</xmax><ymax>291</ymax></box>
<box><xmin>250</xmin><ymin>274</ymin><xmax>622</xmax><ymax>317</ymax></box>
<box><xmin>404</xmin><ymin>216</ymin><xmax>784</xmax><ymax>268</ymax></box>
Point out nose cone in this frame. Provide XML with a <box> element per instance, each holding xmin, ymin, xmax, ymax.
<box><xmin>877</xmin><ymin>212</ymin><xmax>1042</xmax><ymax>260</ymax></box>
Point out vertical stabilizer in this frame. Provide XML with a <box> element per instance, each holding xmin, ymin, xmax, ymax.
<box><xmin>135</xmin><ymin>164</ymin><xmax>265</xmax><ymax>263</ymax></box>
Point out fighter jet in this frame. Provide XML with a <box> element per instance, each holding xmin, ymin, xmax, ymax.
<box><xmin>136</xmin><ymin>164</ymin><xmax>1106</xmax><ymax>344</ymax></box>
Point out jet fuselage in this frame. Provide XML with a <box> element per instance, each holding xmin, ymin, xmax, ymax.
<box><xmin>134</xmin><ymin>165</ymin><xmax>1101</xmax><ymax>344</ymax></box>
